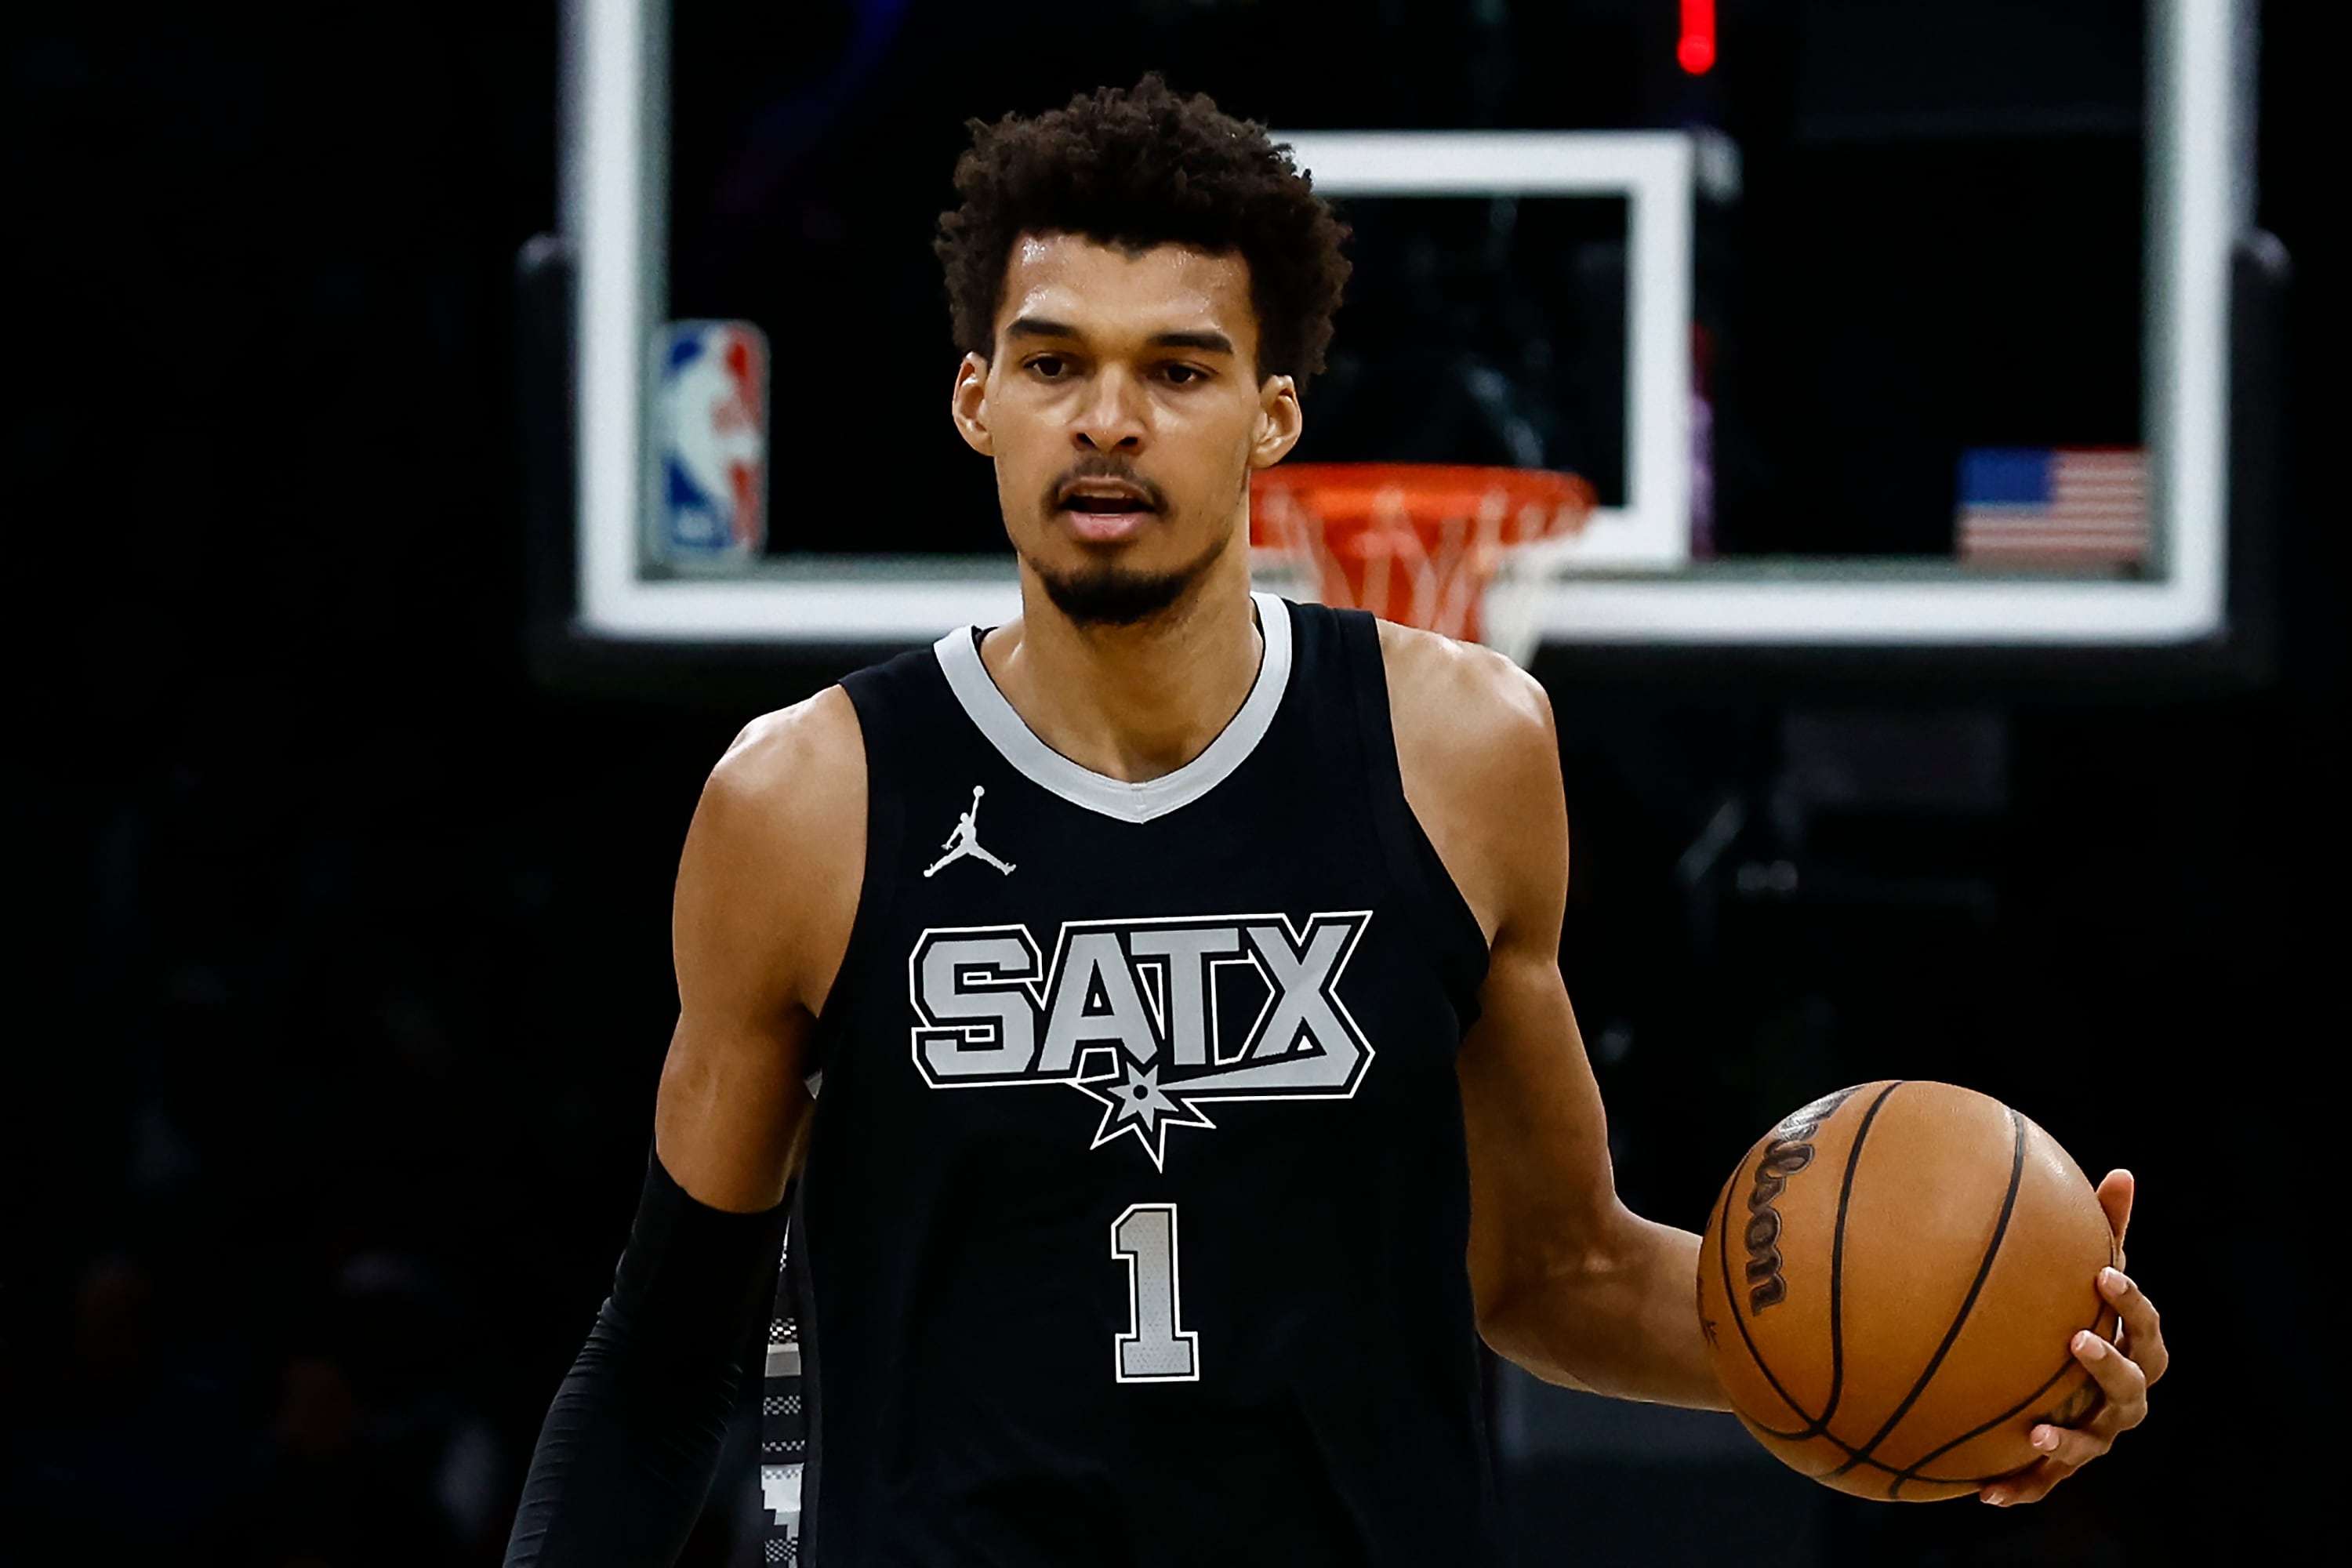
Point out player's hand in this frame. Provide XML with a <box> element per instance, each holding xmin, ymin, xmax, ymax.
<box><xmin>1980</xmin><ymin>1169</ymin><xmax>2168</xmax><ymax>1505</ymax></box>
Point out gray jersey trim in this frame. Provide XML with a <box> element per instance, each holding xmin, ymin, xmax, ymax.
<box><xmin>931</xmin><ymin>592</ymin><xmax>1294</xmax><ymax>825</ymax></box>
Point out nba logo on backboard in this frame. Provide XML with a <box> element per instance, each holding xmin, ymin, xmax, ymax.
<box><xmin>653</xmin><ymin>320</ymin><xmax>768</xmax><ymax>568</ymax></box>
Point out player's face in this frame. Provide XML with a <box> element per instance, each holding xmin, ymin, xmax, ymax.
<box><xmin>951</xmin><ymin>234</ymin><xmax>1302</xmax><ymax>626</ymax></box>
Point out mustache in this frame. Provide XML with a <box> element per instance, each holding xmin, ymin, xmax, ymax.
<box><xmin>1043</xmin><ymin>456</ymin><xmax>1171</xmax><ymax>514</ymax></box>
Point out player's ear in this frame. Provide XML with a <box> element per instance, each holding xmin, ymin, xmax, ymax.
<box><xmin>951</xmin><ymin>352</ymin><xmax>994</xmax><ymax>456</ymax></box>
<box><xmin>1249</xmin><ymin>373</ymin><xmax>1303</xmax><ymax>470</ymax></box>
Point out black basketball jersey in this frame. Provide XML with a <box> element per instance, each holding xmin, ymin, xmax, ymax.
<box><xmin>764</xmin><ymin>594</ymin><xmax>1496</xmax><ymax>1566</ymax></box>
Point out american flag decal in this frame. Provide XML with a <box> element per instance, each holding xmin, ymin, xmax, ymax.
<box><xmin>1956</xmin><ymin>448</ymin><xmax>2149</xmax><ymax>568</ymax></box>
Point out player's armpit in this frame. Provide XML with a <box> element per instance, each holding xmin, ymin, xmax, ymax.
<box><xmin>655</xmin><ymin>686</ymin><xmax>866</xmax><ymax>1214</ymax></box>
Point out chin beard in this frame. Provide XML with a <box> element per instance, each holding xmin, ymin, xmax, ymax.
<box><xmin>1029</xmin><ymin>530</ymin><xmax>1231</xmax><ymax>629</ymax></box>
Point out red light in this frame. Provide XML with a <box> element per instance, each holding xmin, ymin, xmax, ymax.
<box><xmin>1679</xmin><ymin>0</ymin><xmax>1717</xmax><ymax>75</ymax></box>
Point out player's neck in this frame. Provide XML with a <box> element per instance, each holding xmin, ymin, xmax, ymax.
<box><xmin>983</xmin><ymin>554</ymin><xmax>1264</xmax><ymax>786</ymax></box>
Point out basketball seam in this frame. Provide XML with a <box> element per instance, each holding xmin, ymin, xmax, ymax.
<box><xmin>1715</xmin><ymin>1081</ymin><xmax>1903</xmax><ymax>1448</ymax></box>
<box><xmin>1824</xmin><ymin>1456</ymin><xmax>2005</xmax><ymax>1501</ymax></box>
<box><xmin>1714</xmin><ymin>1162</ymin><xmax>1818</xmax><ymax>1441</ymax></box>
<box><xmin>1828</xmin><ymin>1106</ymin><xmax>2029</xmax><ymax>1479</ymax></box>
<box><xmin>1896</xmin><ymin>1374</ymin><xmax>2082</xmax><ymax>1487</ymax></box>
<box><xmin>1820</xmin><ymin>1078</ymin><xmax>1886</xmax><ymax>1435</ymax></box>
<box><xmin>1885</xmin><ymin>1304</ymin><xmax>2112</xmax><ymax>1496</ymax></box>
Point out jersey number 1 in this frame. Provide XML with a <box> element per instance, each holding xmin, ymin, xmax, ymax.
<box><xmin>1110</xmin><ymin>1203</ymin><xmax>1200</xmax><ymax>1383</ymax></box>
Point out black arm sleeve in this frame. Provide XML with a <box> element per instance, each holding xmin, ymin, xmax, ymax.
<box><xmin>503</xmin><ymin>1152</ymin><xmax>790</xmax><ymax>1568</ymax></box>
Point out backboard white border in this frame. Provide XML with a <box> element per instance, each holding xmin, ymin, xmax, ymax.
<box><xmin>567</xmin><ymin>0</ymin><xmax>2242</xmax><ymax>647</ymax></box>
<box><xmin>1276</xmin><ymin>131</ymin><xmax>1691</xmax><ymax>574</ymax></box>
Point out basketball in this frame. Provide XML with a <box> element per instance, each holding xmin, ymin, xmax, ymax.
<box><xmin>1697</xmin><ymin>1081</ymin><xmax>2120</xmax><ymax>1501</ymax></box>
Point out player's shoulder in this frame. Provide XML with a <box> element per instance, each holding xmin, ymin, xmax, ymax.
<box><xmin>711</xmin><ymin>684</ymin><xmax>863</xmax><ymax>791</ymax></box>
<box><xmin>1373</xmin><ymin>621</ymin><xmax>1565</xmax><ymax>942</ymax></box>
<box><xmin>695</xmin><ymin>685</ymin><xmax>866</xmax><ymax>853</ymax></box>
<box><xmin>1374</xmin><ymin>619</ymin><xmax>1559</xmax><ymax>775</ymax></box>
<box><xmin>677</xmin><ymin>688</ymin><xmax>865</xmax><ymax>1016</ymax></box>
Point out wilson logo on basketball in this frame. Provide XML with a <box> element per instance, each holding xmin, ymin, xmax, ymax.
<box><xmin>1741</xmin><ymin>1086</ymin><xmax>1860</xmax><ymax>1312</ymax></box>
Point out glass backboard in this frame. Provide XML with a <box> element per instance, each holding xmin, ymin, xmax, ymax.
<box><xmin>557</xmin><ymin>0</ymin><xmax>2257</xmax><ymax>653</ymax></box>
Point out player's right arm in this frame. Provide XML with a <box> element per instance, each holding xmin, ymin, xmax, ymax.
<box><xmin>657</xmin><ymin>688</ymin><xmax>866</xmax><ymax>1210</ymax></box>
<box><xmin>503</xmin><ymin>689</ymin><xmax>865</xmax><ymax>1568</ymax></box>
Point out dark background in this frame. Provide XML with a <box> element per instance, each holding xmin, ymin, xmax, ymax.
<box><xmin>4</xmin><ymin>2</ymin><xmax>2332</xmax><ymax>1565</ymax></box>
<box><xmin>669</xmin><ymin>0</ymin><xmax>2143</xmax><ymax>560</ymax></box>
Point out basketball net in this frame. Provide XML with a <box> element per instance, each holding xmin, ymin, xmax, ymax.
<box><xmin>1249</xmin><ymin>463</ymin><xmax>1596</xmax><ymax>666</ymax></box>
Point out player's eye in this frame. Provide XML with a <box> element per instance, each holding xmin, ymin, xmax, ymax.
<box><xmin>1160</xmin><ymin>363</ymin><xmax>1206</xmax><ymax>386</ymax></box>
<box><xmin>1026</xmin><ymin>354</ymin><xmax>1070</xmax><ymax>379</ymax></box>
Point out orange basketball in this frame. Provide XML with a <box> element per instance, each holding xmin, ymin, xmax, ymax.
<box><xmin>1696</xmin><ymin>1081</ymin><xmax>2119</xmax><ymax>1501</ymax></box>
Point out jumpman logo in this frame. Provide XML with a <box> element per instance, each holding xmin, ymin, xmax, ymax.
<box><xmin>924</xmin><ymin>786</ymin><xmax>1016</xmax><ymax>878</ymax></box>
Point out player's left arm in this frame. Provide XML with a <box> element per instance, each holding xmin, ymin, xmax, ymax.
<box><xmin>1388</xmin><ymin>629</ymin><xmax>1723</xmax><ymax>1409</ymax></box>
<box><xmin>1390</xmin><ymin>627</ymin><xmax>2170</xmax><ymax>1474</ymax></box>
<box><xmin>1980</xmin><ymin>1171</ymin><xmax>2169</xmax><ymax>1505</ymax></box>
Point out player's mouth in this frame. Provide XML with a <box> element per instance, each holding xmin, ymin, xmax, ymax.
<box><xmin>1054</xmin><ymin>480</ymin><xmax>1163</xmax><ymax>543</ymax></box>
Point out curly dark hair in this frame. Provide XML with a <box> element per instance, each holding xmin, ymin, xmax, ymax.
<box><xmin>935</xmin><ymin>76</ymin><xmax>1351</xmax><ymax>391</ymax></box>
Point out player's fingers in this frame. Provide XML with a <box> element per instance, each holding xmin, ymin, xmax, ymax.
<box><xmin>1981</xmin><ymin>1457</ymin><xmax>2076</xmax><ymax>1507</ymax></box>
<box><xmin>2094</xmin><ymin>1168</ymin><xmax>2134</xmax><ymax>1249</ymax></box>
<box><xmin>2100</xmin><ymin>1266</ymin><xmax>2168</xmax><ymax>1385</ymax></box>
<box><xmin>2072</xmin><ymin>1324</ymin><xmax>2151</xmax><ymax>1427</ymax></box>
<box><xmin>2027</xmin><ymin>1418</ymin><xmax>2111</xmax><ymax>1469</ymax></box>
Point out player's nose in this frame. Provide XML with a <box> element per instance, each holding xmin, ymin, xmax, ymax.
<box><xmin>1071</xmin><ymin>365</ymin><xmax>1147</xmax><ymax>453</ymax></box>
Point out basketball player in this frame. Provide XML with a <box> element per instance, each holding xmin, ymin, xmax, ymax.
<box><xmin>505</xmin><ymin>80</ymin><xmax>2165</xmax><ymax>1566</ymax></box>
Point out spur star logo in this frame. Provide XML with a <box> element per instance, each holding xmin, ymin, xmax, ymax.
<box><xmin>906</xmin><ymin>912</ymin><xmax>1374</xmax><ymax>1167</ymax></box>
